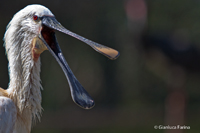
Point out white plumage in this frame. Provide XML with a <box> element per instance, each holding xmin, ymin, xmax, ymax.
<box><xmin>1</xmin><ymin>5</ymin><xmax>54</xmax><ymax>133</ymax></box>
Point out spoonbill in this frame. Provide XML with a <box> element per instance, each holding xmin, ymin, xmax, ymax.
<box><xmin>0</xmin><ymin>4</ymin><xmax>119</xmax><ymax>133</ymax></box>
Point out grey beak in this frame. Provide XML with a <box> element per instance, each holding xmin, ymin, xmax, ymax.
<box><xmin>42</xmin><ymin>16</ymin><xmax>120</xmax><ymax>60</ymax></box>
<box><xmin>40</xmin><ymin>17</ymin><xmax>95</xmax><ymax>109</ymax></box>
<box><xmin>39</xmin><ymin>16</ymin><xmax>119</xmax><ymax>109</ymax></box>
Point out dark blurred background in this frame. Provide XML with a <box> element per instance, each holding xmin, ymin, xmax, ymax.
<box><xmin>1</xmin><ymin>0</ymin><xmax>200</xmax><ymax>133</ymax></box>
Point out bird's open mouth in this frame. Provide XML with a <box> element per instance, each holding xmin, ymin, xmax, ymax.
<box><xmin>39</xmin><ymin>16</ymin><xmax>119</xmax><ymax>109</ymax></box>
<box><xmin>39</xmin><ymin>17</ymin><xmax>95</xmax><ymax>109</ymax></box>
<box><xmin>41</xmin><ymin>25</ymin><xmax>56</xmax><ymax>52</ymax></box>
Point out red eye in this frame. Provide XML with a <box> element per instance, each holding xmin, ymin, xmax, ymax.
<box><xmin>33</xmin><ymin>15</ymin><xmax>38</xmax><ymax>20</ymax></box>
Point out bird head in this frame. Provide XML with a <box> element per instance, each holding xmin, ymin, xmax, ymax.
<box><xmin>4</xmin><ymin>4</ymin><xmax>120</xmax><ymax>109</ymax></box>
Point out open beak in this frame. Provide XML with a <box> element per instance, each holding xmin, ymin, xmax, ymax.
<box><xmin>38</xmin><ymin>16</ymin><xmax>119</xmax><ymax>109</ymax></box>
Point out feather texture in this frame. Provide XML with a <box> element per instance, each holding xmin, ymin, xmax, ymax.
<box><xmin>0</xmin><ymin>97</ymin><xmax>17</xmax><ymax>133</ymax></box>
<box><xmin>4</xmin><ymin>13</ymin><xmax>43</xmax><ymax>120</ymax></box>
<box><xmin>0</xmin><ymin>4</ymin><xmax>54</xmax><ymax>132</ymax></box>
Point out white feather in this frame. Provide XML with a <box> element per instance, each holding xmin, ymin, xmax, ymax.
<box><xmin>1</xmin><ymin>4</ymin><xmax>54</xmax><ymax>133</ymax></box>
<box><xmin>0</xmin><ymin>97</ymin><xmax>17</xmax><ymax>133</ymax></box>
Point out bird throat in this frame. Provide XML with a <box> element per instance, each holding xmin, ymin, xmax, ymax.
<box><xmin>32</xmin><ymin>37</ymin><xmax>47</xmax><ymax>62</ymax></box>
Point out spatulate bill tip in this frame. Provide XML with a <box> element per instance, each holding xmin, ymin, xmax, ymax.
<box><xmin>70</xmin><ymin>88</ymin><xmax>95</xmax><ymax>109</ymax></box>
<box><xmin>93</xmin><ymin>46</ymin><xmax>120</xmax><ymax>60</ymax></box>
<box><xmin>109</xmin><ymin>51</ymin><xmax>120</xmax><ymax>60</ymax></box>
<box><xmin>73</xmin><ymin>98</ymin><xmax>95</xmax><ymax>109</ymax></box>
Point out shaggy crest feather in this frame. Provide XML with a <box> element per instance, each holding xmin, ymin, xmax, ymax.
<box><xmin>3</xmin><ymin>4</ymin><xmax>53</xmax><ymax>121</ymax></box>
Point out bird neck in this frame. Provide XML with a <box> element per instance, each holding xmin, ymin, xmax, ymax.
<box><xmin>8</xmin><ymin>58</ymin><xmax>43</xmax><ymax>120</ymax></box>
<box><xmin>4</xmin><ymin>25</ymin><xmax>43</xmax><ymax>121</ymax></box>
<box><xmin>8</xmin><ymin>56</ymin><xmax>42</xmax><ymax>120</ymax></box>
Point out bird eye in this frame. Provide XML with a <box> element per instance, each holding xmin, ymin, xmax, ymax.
<box><xmin>33</xmin><ymin>15</ymin><xmax>39</xmax><ymax>21</ymax></box>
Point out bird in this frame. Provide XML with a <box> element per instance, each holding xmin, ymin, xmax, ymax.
<box><xmin>0</xmin><ymin>4</ymin><xmax>119</xmax><ymax>133</ymax></box>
